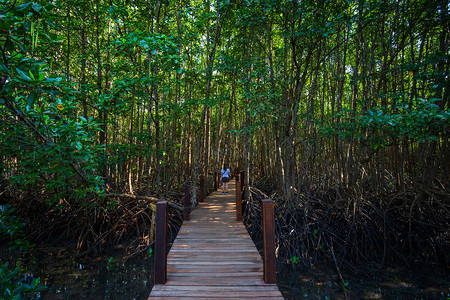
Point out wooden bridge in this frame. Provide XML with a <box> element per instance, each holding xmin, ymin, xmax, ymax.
<box><xmin>149</xmin><ymin>178</ymin><xmax>284</xmax><ymax>299</ymax></box>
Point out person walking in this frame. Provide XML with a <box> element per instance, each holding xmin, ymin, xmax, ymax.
<box><xmin>220</xmin><ymin>163</ymin><xmax>230</xmax><ymax>194</ymax></box>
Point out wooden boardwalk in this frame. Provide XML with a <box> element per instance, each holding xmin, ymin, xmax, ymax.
<box><xmin>149</xmin><ymin>180</ymin><xmax>284</xmax><ymax>299</ymax></box>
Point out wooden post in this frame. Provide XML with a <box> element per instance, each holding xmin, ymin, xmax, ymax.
<box><xmin>216</xmin><ymin>172</ymin><xmax>219</xmax><ymax>191</ymax></box>
<box><xmin>183</xmin><ymin>181</ymin><xmax>190</xmax><ymax>221</ymax></box>
<box><xmin>154</xmin><ymin>201</ymin><xmax>168</xmax><ymax>284</ymax></box>
<box><xmin>216</xmin><ymin>172</ymin><xmax>221</xmax><ymax>190</ymax></box>
<box><xmin>262</xmin><ymin>199</ymin><xmax>276</xmax><ymax>283</ymax></box>
<box><xmin>199</xmin><ymin>175</ymin><xmax>204</xmax><ymax>202</ymax></box>
<box><xmin>215</xmin><ymin>172</ymin><xmax>218</xmax><ymax>191</ymax></box>
<box><xmin>235</xmin><ymin>174</ymin><xmax>242</xmax><ymax>221</ymax></box>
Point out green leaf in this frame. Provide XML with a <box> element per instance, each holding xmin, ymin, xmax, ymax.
<box><xmin>24</xmin><ymin>21</ymin><xmax>31</xmax><ymax>30</ymax></box>
<box><xmin>38</xmin><ymin>72</ymin><xmax>45</xmax><ymax>82</ymax></box>
<box><xmin>32</xmin><ymin>3</ymin><xmax>43</xmax><ymax>12</ymax></box>
<box><xmin>16</xmin><ymin>68</ymin><xmax>31</xmax><ymax>81</ymax></box>
<box><xmin>43</xmin><ymin>77</ymin><xmax>62</xmax><ymax>83</ymax></box>
<box><xmin>0</xmin><ymin>63</ymin><xmax>9</xmax><ymax>74</ymax></box>
<box><xmin>32</xmin><ymin>277</ymin><xmax>41</xmax><ymax>288</ymax></box>
<box><xmin>16</xmin><ymin>2</ymin><xmax>32</xmax><ymax>11</ymax></box>
<box><xmin>26</xmin><ymin>92</ymin><xmax>38</xmax><ymax>108</ymax></box>
<box><xmin>28</xmin><ymin>70</ymin><xmax>36</xmax><ymax>81</ymax></box>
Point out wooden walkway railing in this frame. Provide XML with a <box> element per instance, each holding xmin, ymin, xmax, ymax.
<box><xmin>149</xmin><ymin>178</ymin><xmax>283</xmax><ymax>299</ymax></box>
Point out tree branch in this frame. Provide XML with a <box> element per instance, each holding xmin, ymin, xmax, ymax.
<box><xmin>105</xmin><ymin>193</ymin><xmax>183</xmax><ymax>211</ymax></box>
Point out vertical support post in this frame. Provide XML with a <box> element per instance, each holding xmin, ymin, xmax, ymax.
<box><xmin>154</xmin><ymin>201</ymin><xmax>168</xmax><ymax>284</ymax></box>
<box><xmin>235</xmin><ymin>174</ymin><xmax>242</xmax><ymax>221</ymax></box>
<box><xmin>240</xmin><ymin>171</ymin><xmax>245</xmax><ymax>192</ymax></box>
<box><xmin>262</xmin><ymin>199</ymin><xmax>276</xmax><ymax>283</ymax></box>
<box><xmin>217</xmin><ymin>173</ymin><xmax>220</xmax><ymax>191</ymax></box>
<box><xmin>199</xmin><ymin>175</ymin><xmax>205</xmax><ymax>202</ymax></box>
<box><xmin>183</xmin><ymin>181</ymin><xmax>190</xmax><ymax>221</ymax></box>
<box><xmin>218</xmin><ymin>172</ymin><xmax>221</xmax><ymax>190</ymax></box>
<box><xmin>214</xmin><ymin>172</ymin><xmax>217</xmax><ymax>191</ymax></box>
<box><xmin>217</xmin><ymin>172</ymin><xmax>220</xmax><ymax>191</ymax></box>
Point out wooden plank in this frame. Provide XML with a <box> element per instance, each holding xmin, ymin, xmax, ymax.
<box><xmin>165</xmin><ymin>278</ymin><xmax>268</xmax><ymax>286</ymax></box>
<box><xmin>168</xmin><ymin>272</ymin><xmax>263</xmax><ymax>277</ymax></box>
<box><xmin>168</xmin><ymin>250</ymin><xmax>258</xmax><ymax>255</ymax></box>
<box><xmin>168</xmin><ymin>254</ymin><xmax>260</xmax><ymax>259</ymax></box>
<box><xmin>168</xmin><ymin>248</ymin><xmax>258</xmax><ymax>253</ymax></box>
<box><xmin>167</xmin><ymin>264</ymin><xmax>262</xmax><ymax>268</ymax></box>
<box><xmin>169</xmin><ymin>245</ymin><xmax>257</xmax><ymax>250</ymax></box>
<box><xmin>168</xmin><ymin>256</ymin><xmax>262</xmax><ymax>262</ymax></box>
<box><xmin>167</xmin><ymin>267</ymin><xmax>263</xmax><ymax>273</ymax></box>
<box><xmin>151</xmin><ymin>291</ymin><xmax>283</xmax><ymax>297</ymax></box>
<box><xmin>152</xmin><ymin>285</ymin><xmax>280</xmax><ymax>292</ymax></box>
<box><xmin>176</xmin><ymin>225</ymin><xmax>247</xmax><ymax>230</ymax></box>
<box><xmin>151</xmin><ymin>295</ymin><xmax>284</xmax><ymax>300</ymax></box>
<box><xmin>172</xmin><ymin>238</ymin><xmax>255</xmax><ymax>243</ymax></box>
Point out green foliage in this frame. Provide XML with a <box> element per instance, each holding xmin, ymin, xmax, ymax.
<box><xmin>340</xmin><ymin>280</ymin><xmax>350</xmax><ymax>291</ymax></box>
<box><xmin>289</xmin><ymin>256</ymin><xmax>300</xmax><ymax>264</ymax></box>
<box><xmin>0</xmin><ymin>2</ymin><xmax>106</xmax><ymax>205</ymax></box>
<box><xmin>0</xmin><ymin>206</ymin><xmax>46</xmax><ymax>299</ymax></box>
<box><xmin>359</xmin><ymin>98</ymin><xmax>448</xmax><ymax>145</ymax></box>
<box><xmin>106</xmin><ymin>257</ymin><xmax>116</xmax><ymax>271</ymax></box>
<box><xmin>0</xmin><ymin>205</ymin><xmax>33</xmax><ymax>251</ymax></box>
<box><xmin>0</xmin><ymin>262</ymin><xmax>46</xmax><ymax>300</ymax></box>
<box><xmin>319</xmin><ymin>97</ymin><xmax>449</xmax><ymax>149</ymax></box>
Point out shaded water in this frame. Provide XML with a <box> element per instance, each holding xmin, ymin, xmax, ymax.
<box><xmin>32</xmin><ymin>247</ymin><xmax>154</xmax><ymax>300</ymax></box>
<box><xmin>277</xmin><ymin>262</ymin><xmax>450</xmax><ymax>299</ymax></box>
